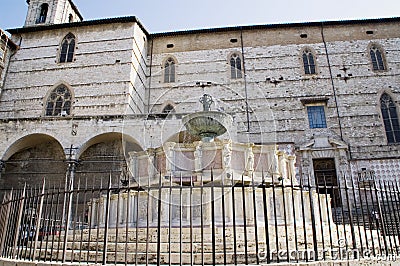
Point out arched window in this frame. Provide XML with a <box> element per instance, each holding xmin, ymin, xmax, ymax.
<box><xmin>163</xmin><ymin>104</ymin><xmax>175</xmax><ymax>114</ymax></box>
<box><xmin>164</xmin><ymin>58</ymin><xmax>175</xmax><ymax>83</ymax></box>
<box><xmin>230</xmin><ymin>53</ymin><xmax>242</xmax><ymax>79</ymax></box>
<box><xmin>59</xmin><ymin>33</ymin><xmax>75</xmax><ymax>63</ymax></box>
<box><xmin>68</xmin><ymin>14</ymin><xmax>73</xmax><ymax>23</ymax></box>
<box><xmin>302</xmin><ymin>49</ymin><xmax>316</xmax><ymax>75</ymax></box>
<box><xmin>380</xmin><ymin>93</ymin><xmax>400</xmax><ymax>143</ymax></box>
<box><xmin>36</xmin><ymin>3</ymin><xmax>48</xmax><ymax>24</ymax></box>
<box><xmin>45</xmin><ymin>86</ymin><xmax>72</xmax><ymax>116</ymax></box>
<box><xmin>370</xmin><ymin>45</ymin><xmax>386</xmax><ymax>71</ymax></box>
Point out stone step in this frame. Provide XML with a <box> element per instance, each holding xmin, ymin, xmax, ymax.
<box><xmin>37</xmin><ymin>249</ymin><xmax>260</xmax><ymax>265</ymax></box>
<box><xmin>66</xmin><ymin>240</ymin><xmax>261</xmax><ymax>253</ymax></box>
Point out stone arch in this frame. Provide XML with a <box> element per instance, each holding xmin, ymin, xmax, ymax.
<box><xmin>0</xmin><ymin>134</ymin><xmax>67</xmax><ymax>194</ymax></box>
<box><xmin>75</xmin><ymin>132</ymin><xmax>143</xmax><ymax>187</ymax></box>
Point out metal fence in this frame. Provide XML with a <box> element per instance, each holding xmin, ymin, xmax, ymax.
<box><xmin>1</xmin><ymin>173</ymin><xmax>400</xmax><ymax>265</ymax></box>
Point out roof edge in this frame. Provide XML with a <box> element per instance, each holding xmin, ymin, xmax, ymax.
<box><xmin>150</xmin><ymin>16</ymin><xmax>400</xmax><ymax>37</ymax></box>
<box><xmin>7</xmin><ymin>16</ymin><xmax>149</xmax><ymax>36</ymax></box>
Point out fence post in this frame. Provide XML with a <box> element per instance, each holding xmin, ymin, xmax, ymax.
<box><xmin>102</xmin><ymin>173</ymin><xmax>112</xmax><ymax>265</ymax></box>
<box><xmin>32</xmin><ymin>180</ymin><xmax>46</xmax><ymax>260</ymax></box>
<box><xmin>0</xmin><ymin>190</ymin><xmax>13</xmax><ymax>256</ymax></box>
<box><xmin>12</xmin><ymin>185</ymin><xmax>26</xmax><ymax>258</ymax></box>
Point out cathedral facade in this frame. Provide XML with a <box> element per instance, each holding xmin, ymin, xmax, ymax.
<box><xmin>0</xmin><ymin>0</ymin><xmax>399</xmax><ymax>196</ymax></box>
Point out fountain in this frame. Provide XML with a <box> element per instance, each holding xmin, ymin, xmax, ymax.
<box><xmin>182</xmin><ymin>94</ymin><xmax>233</xmax><ymax>142</ymax></box>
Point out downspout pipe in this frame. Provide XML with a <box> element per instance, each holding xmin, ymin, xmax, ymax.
<box><xmin>146</xmin><ymin>39</ymin><xmax>154</xmax><ymax>114</ymax></box>
<box><xmin>321</xmin><ymin>23</ymin><xmax>352</xmax><ymax>159</ymax></box>
<box><xmin>240</xmin><ymin>27</ymin><xmax>250</xmax><ymax>132</ymax></box>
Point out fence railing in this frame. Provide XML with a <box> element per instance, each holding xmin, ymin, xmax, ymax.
<box><xmin>0</xmin><ymin>173</ymin><xmax>400</xmax><ymax>265</ymax></box>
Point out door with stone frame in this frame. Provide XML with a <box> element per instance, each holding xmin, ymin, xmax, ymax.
<box><xmin>313</xmin><ymin>158</ymin><xmax>341</xmax><ymax>209</ymax></box>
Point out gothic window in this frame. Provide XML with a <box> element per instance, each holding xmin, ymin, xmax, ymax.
<box><xmin>230</xmin><ymin>53</ymin><xmax>242</xmax><ymax>79</ymax></box>
<box><xmin>159</xmin><ymin>104</ymin><xmax>175</xmax><ymax>119</ymax></box>
<box><xmin>45</xmin><ymin>86</ymin><xmax>72</xmax><ymax>116</ymax></box>
<box><xmin>307</xmin><ymin>105</ymin><xmax>327</xmax><ymax>128</ymax></box>
<box><xmin>164</xmin><ymin>58</ymin><xmax>175</xmax><ymax>83</ymax></box>
<box><xmin>68</xmin><ymin>14</ymin><xmax>73</xmax><ymax>23</ymax></box>
<box><xmin>59</xmin><ymin>33</ymin><xmax>75</xmax><ymax>63</ymax></box>
<box><xmin>370</xmin><ymin>45</ymin><xmax>386</xmax><ymax>71</ymax></box>
<box><xmin>302</xmin><ymin>48</ymin><xmax>316</xmax><ymax>75</ymax></box>
<box><xmin>162</xmin><ymin>104</ymin><xmax>175</xmax><ymax>114</ymax></box>
<box><xmin>380</xmin><ymin>93</ymin><xmax>400</xmax><ymax>144</ymax></box>
<box><xmin>36</xmin><ymin>3</ymin><xmax>48</xmax><ymax>24</ymax></box>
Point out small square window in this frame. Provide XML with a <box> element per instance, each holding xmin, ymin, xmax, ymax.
<box><xmin>307</xmin><ymin>106</ymin><xmax>327</xmax><ymax>128</ymax></box>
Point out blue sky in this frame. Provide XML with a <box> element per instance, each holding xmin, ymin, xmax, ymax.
<box><xmin>1</xmin><ymin>0</ymin><xmax>399</xmax><ymax>33</ymax></box>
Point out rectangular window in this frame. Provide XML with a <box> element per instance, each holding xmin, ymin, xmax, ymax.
<box><xmin>307</xmin><ymin>105</ymin><xmax>327</xmax><ymax>128</ymax></box>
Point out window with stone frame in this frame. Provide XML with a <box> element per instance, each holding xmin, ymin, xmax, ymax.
<box><xmin>0</xmin><ymin>40</ymin><xmax>5</xmax><ymax>63</ymax></box>
<box><xmin>36</xmin><ymin>3</ymin><xmax>48</xmax><ymax>24</ymax></box>
<box><xmin>59</xmin><ymin>33</ymin><xmax>76</xmax><ymax>63</ymax></box>
<box><xmin>380</xmin><ymin>93</ymin><xmax>400</xmax><ymax>144</ymax></box>
<box><xmin>164</xmin><ymin>57</ymin><xmax>175</xmax><ymax>83</ymax></box>
<box><xmin>45</xmin><ymin>86</ymin><xmax>72</xmax><ymax>116</ymax></box>
<box><xmin>302</xmin><ymin>48</ymin><xmax>316</xmax><ymax>75</ymax></box>
<box><xmin>370</xmin><ymin>45</ymin><xmax>386</xmax><ymax>71</ymax></box>
<box><xmin>307</xmin><ymin>105</ymin><xmax>327</xmax><ymax>128</ymax></box>
<box><xmin>230</xmin><ymin>53</ymin><xmax>242</xmax><ymax>79</ymax></box>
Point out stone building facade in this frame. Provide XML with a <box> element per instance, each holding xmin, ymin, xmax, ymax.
<box><xmin>0</xmin><ymin>0</ymin><xmax>399</xmax><ymax>200</ymax></box>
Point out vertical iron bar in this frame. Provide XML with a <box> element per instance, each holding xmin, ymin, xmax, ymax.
<box><xmin>200</xmin><ymin>173</ymin><xmax>204</xmax><ymax>266</ymax></box>
<box><xmin>251</xmin><ymin>174</ymin><xmax>259</xmax><ymax>265</ymax></box>
<box><xmin>272</xmin><ymin>179</ymin><xmax>279</xmax><ymax>263</ymax></box>
<box><xmin>211</xmin><ymin>170</ymin><xmax>216</xmax><ymax>266</ymax></box>
<box><xmin>367</xmin><ymin>181</ymin><xmax>382</xmax><ymax>255</ymax></box>
<box><xmin>179</xmin><ymin>173</ymin><xmax>183</xmax><ymax>265</ymax></box>
<box><xmin>12</xmin><ymin>186</ymin><xmax>26</xmax><ymax>259</ymax></box>
<box><xmin>281</xmin><ymin>180</ymin><xmax>290</xmax><ymax>262</ymax></box>
<box><xmin>380</xmin><ymin>180</ymin><xmax>394</xmax><ymax>254</ymax></box>
<box><xmin>385</xmin><ymin>181</ymin><xmax>400</xmax><ymax>253</ymax></box>
<box><xmin>102</xmin><ymin>174</ymin><xmax>112</xmax><ymax>265</ymax></box>
<box><xmin>156</xmin><ymin>173</ymin><xmax>162</xmax><ymax>266</ymax></box>
<box><xmin>114</xmin><ymin>176</ymin><xmax>120</xmax><ymax>265</ymax></box>
<box><xmin>343</xmin><ymin>174</ymin><xmax>358</xmax><ymax>259</ymax></box>
<box><xmin>372</xmin><ymin>179</ymin><xmax>388</xmax><ymax>255</ymax></box>
<box><xmin>221</xmin><ymin>174</ymin><xmax>227</xmax><ymax>265</ymax></box>
<box><xmin>299</xmin><ymin>175</ymin><xmax>308</xmax><ymax>262</ymax></box>
<box><xmin>306</xmin><ymin>174</ymin><xmax>319</xmax><ymax>261</ymax></box>
<box><xmin>135</xmin><ymin>184</ymin><xmax>140</xmax><ymax>266</ymax></box>
<box><xmin>321</xmin><ymin>174</ymin><xmax>334</xmax><ymax>256</ymax></box>
<box><xmin>313</xmin><ymin>174</ymin><xmax>325</xmax><ymax>260</ymax></box>
<box><xmin>261</xmin><ymin>172</ymin><xmax>271</xmax><ymax>264</ymax></box>
<box><xmin>355</xmin><ymin>180</ymin><xmax>369</xmax><ymax>254</ymax></box>
<box><xmin>337</xmin><ymin>174</ymin><xmax>349</xmax><ymax>252</ymax></box>
<box><xmin>125</xmin><ymin>179</ymin><xmax>131</xmax><ymax>265</ymax></box>
<box><xmin>78</xmin><ymin>179</ymin><xmax>88</xmax><ymax>264</ymax></box>
<box><xmin>71</xmin><ymin>178</ymin><xmax>81</xmax><ymax>263</ymax></box>
<box><xmin>32</xmin><ymin>180</ymin><xmax>46</xmax><ymax>261</ymax></box>
<box><xmin>232</xmin><ymin>177</ymin><xmax>237</xmax><ymax>265</ymax></box>
<box><xmin>54</xmin><ymin>186</ymin><xmax>62</xmax><ymax>262</ymax></box>
<box><xmin>289</xmin><ymin>173</ymin><xmax>299</xmax><ymax>263</ymax></box>
<box><xmin>350</xmin><ymin>176</ymin><xmax>364</xmax><ymax>256</ymax></box>
<box><xmin>241</xmin><ymin>174</ymin><xmax>248</xmax><ymax>265</ymax></box>
<box><xmin>86</xmin><ymin>180</ymin><xmax>95</xmax><ymax>263</ymax></box>
<box><xmin>189</xmin><ymin>176</ymin><xmax>193</xmax><ymax>266</ymax></box>
<box><xmin>168</xmin><ymin>174</ymin><xmax>172</xmax><ymax>266</ymax></box>
<box><xmin>146</xmin><ymin>171</ymin><xmax>151</xmax><ymax>266</ymax></box>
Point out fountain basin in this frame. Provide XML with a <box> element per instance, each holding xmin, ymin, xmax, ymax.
<box><xmin>182</xmin><ymin>111</ymin><xmax>233</xmax><ymax>142</ymax></box>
